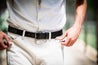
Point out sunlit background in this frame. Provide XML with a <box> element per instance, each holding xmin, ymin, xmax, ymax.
<box><xmin>0</xmin><ymin>0</ymin><xmax>97</xmax><ymax>65</ymax></box>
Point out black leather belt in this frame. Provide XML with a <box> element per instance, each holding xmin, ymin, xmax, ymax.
<box><xmin>8</xmin><ymin>26</ymin><xmax>63</xmax><ymax>39</ymax></box>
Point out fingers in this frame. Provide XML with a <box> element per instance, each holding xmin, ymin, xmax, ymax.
<box><xmin>61</xmin><ymin>37</ymin><xmax>71</xmax><ymax>46</ymax></box>
<box><xmin>0</xmin><ymin>31</ymin><xmax>12</xmax><ymax>50</ymax></box>
<box><xmin>56</xmin><ymin>32</ymin><xmax>67</xmax><ymax>40</ymax></box>
<box><xmin>56</xmin><ymin>33</ymin><xmax>76</xmax><ymax>47</ymax></box>
<box><xmin>3</xmin><ymin>34</ymin><xmax>12</xmax><ymax>46</ymax></box>
<box><xmin>61</xmin><ymin>37</ymin><xmax>76</xmax><ymax>47</ymax></box>
<box><xmin>67</xmin><ymin>40</ymin><xmax>74</xmax><ymax>47</ymax></box>
<box><xmin>0</xmin><ymin>40</ymin><xmax>8</xmax><ymax>49</ymax></box>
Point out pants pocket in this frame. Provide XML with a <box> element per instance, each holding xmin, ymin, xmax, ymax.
<box><xmin>8</xmin><ymin>32</ymin><xmax>21</xmax><ymax>41</ymax></box>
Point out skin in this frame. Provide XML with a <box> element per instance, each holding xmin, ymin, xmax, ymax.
<box><xmin>0</xmin><ymin>0</ymin><xmax>87</xmax><ymax>50</ymax></box>
<box><xmin>57</xmin><ymin>0</ymin><xmax>87</xmax><ymax>47</ymax></box>
<box><xmin>0</xmin><ymin>31</ymin><xmax>12</xmax><ymax>50</ymax></box>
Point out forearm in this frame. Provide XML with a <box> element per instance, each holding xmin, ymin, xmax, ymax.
<box><xmin>73</xmin><ymin>0</ymin><xmax>87</xmax><ymax>28</ymax></box>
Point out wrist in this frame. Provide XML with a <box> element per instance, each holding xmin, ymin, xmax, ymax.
<box><xmin>73</xmin><ymin>23</ymin><xmax>82</xmax><ymax>28</ymax></box>
<box><xmin>72</xmin><ymin>23</ymin><xmax>82</xmax><ymax>32</ymax></box>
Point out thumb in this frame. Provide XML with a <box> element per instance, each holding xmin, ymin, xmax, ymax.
<box><xmin>3</xmin><ymin>35</ymin><xmax>12</xmax><ymax>46</ymax></box>
<box><xmin>55</xmin><ymin>32</ymin><xmax>67</xmax><ymax>40</ymax></box>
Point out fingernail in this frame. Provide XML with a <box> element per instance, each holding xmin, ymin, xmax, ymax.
<box><xmin>9</xmin><ymin>42</ymin><xmax>13</xmax><ymax>45</ymax></box>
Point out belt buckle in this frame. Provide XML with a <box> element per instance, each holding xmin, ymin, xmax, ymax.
<box><xmin>35</xmin><ymin>32</ymin><xmax>43</xmax><ymax>39</ymax></box>
<box><xmin>35</xmin><ymin>32</ymin><xmax>51</xmax><ymax>39</ymax></box>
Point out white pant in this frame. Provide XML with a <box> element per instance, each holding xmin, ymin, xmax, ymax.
<box><xmin>7</xmin><ymin>32</ymin><xmax>64</xmax><ymax>65</ymax></box>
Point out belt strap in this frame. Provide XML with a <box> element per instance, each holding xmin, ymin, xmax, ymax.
<box><xmin>8</xmin><ymin>26</ymin><xmax>62</xmax><ymax>39</ymax></box>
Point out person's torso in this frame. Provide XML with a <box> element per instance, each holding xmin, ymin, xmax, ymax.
<box><xmin>7</xmin><ymin>0</ymin><xmax>66</xmax><ymax>32</ymax></box>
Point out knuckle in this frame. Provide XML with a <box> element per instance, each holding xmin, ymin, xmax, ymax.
<box><xmin>65</xmin><ymin>42</ymin><xmax>68</xmax><ymax>45</ymax></box>
<box><xmin>67</xmin><ymin>45</ymin><xmax>70</xmax><ymax>47</ymax></box>
<box><xmin>71</xmin><ymin>44</ymin><xmax>73</xmax><ymax>46</ymax></box>
<box><xmin>4</xmin><ymin>46</ymin><xmax>8</xmax><ymax>49</ymax></box>
<box><xmin>66</xmin><ymin>45</ymin><xmax>70</xmax><ymax>47</ymax></box>
<box><xmin>2</xmin><ymin>45</ymin><xmax>7</xmax><ymax>49</ymax></box>
<box><xmin>3</xmin><ymin>34</ymin><xmax>6</xmax><ymax>37</ymax></box>
<box><xmin>68</xmin><ymin>37</ymin><xmax>71</xmax><ymax>39</ymax></box>
<box><xmin>71</xmin><ymin>38</ymin><xmax>74</xmax><ymax>41</ymax></box>
<box><xmin>0</xmin><ymin>34</ymin><xmax>6</xmax><ymax>39</ymax></box>
<box><xmin>70</xmin><ymin>38</ymin><xmax>72</xmax><ymax>41</ymax></box>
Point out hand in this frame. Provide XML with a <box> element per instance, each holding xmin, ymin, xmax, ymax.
<box><xmin>0</xmin><ymin>31</ymin><xmax>12</xmax><ymax>50</ymax></box>
<box><xmin>56</xmin><ymin>25</ymin><xmax>82</xmax><ymax>47</ymax></box>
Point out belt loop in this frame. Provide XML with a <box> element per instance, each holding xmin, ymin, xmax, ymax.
<box><xmin>35</xmin><ymin>33</ymin><xmax>37</xmax><ymax>39</ymax></box>
<box><xmin>22</xmin><ymin>30</ymin><xmax>26</xmax><ymax>39</ymax></box>
<box><xmin>49</xmin><ymin>32</ymin><xmax>51</xmax><ymax>40</ymax></box>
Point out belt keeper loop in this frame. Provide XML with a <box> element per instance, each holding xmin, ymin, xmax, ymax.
<box><xmin>49</xmin><ymin>32</ymin><xmax>51</xmax><ymax>40</ymax></box>
<box><xmin>22</xmin><ymin>30</ymin><xmax>26</xmax><ymax>39</ymax></box>
<box><xmin>35</xmin><ymin>33</ymin><xmax>37</xmax><ymax>39</ymax></box>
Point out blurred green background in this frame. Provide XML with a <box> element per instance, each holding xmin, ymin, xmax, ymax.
<box><xmin>0</xmin><ymin>10</ymin><xmax>8</xmax><ymax>33</ymax></box>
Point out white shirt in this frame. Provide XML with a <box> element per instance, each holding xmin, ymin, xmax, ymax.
<box><xmin>7</xmin><ymin>0</ymin><xmax>66</xmax><ymax>32</ymax></box>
